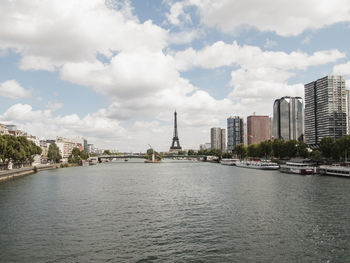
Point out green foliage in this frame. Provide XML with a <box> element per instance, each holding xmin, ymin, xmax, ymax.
<box><xmin>68</xmin><ymin>147</ymin><xmax>89</xmax><ymax>164</ymax></box>
<box><xmin>47</xmin><ymin>143</ymin><xmax>62</xmax><ymax>163</ymax></box>
<box><xmin>285</xmin><ymin>140</ymin><xmax>298</xmax><ymax>158</ymax></box>
<box><xmin>272</xmin><ymin>139</ymin><xmax>286</xmax><ymax>158</ymax></box>
<box><xmin>0</xmin><ymin>135</ymin><xmax>41</xmax><ymax>165</ymax></box>
<box><xmin>319</xmin><ymin>137</ymin><xmax>335</xmax><ymax>159</ymax></box>
<box><xmin>79</xmin><ymin>150</ymin><xmax>88</xmax><ymax>160</ymax></box>
<box><xmin>103</xmin><ymin>149</ymin><xmax>112</xmax><ymax>155</ymax></box>
<box><xmin>234</xmin><ymin>144</ymin><xmax>247</xmax><ymax>159</ymax></box>
<box><xmin>258</xmin><ymin>140</ymin><xmax>272</xmax><ymax>158</ymax></box>
<box><xmin>296</xmin><ymin>141</ymin><xmax>308</xmax><ymax>158</ymax></box>
<box><xmin>187</xmin><ymin>149</ymin><xmax>196</xmax><ymax>156</ymax></box>
<box><xmin>247</xmin><ymin>144</ymin><xmax>259</xmax><ymax>157</ymax></box>
<box><xmin>334</xmin><ymin>135</ymin><xmax>350</xmax><ymax>161</ymax></box>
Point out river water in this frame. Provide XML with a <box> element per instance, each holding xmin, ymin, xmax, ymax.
<box><xmin>0</xmin><ymin>161</ymin><xmax>349</xmax><ymax>262</ymax></box>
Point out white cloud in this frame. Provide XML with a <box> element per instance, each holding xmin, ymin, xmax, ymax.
<box><xmin>333</xmin><ymin>61</ymin><xmax>350</xmax><ymax>76</ymax></box>
<box><xmin>228</xmin><ymin>67</ymin><xmax>304</xmax><ymax>115</ymax></box>
<box><xmin>264</xmin><ymin>38</ymin><xmax>277</xmax><ymax>49</ymax></box>
<box><xmin>173</xmin><ymin>41</ymin><xmax>345</xmax><ymax>71</ymax></box>
<box><xmin>46</xmin><ymin>101</ymin><xmax>63</xmax><ymax>111</ymax></box>
<box><xmin>168</xmin><ymin>30</ymin><xmax>201</xmax><ymax>45</ymax></box>
<box><xmin>0</xmin><ymin>0</ymin><xmax>168</xmax><ymax>71</ymax></box>
<box><xmin>0</xmin><ymin>80</ymin><xmax>31</xmax><ymax>99</ymax></box>
<box><xmin>173</xmin><ymin>0</ymin><xmax>350</xmax><ymax>36</ymax></box>
<box><xmin>0</xmin><ymin>103</ymin><xmax>127</xmax><ymax>148</ymax></box>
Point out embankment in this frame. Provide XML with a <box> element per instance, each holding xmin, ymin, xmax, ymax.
<box><xmin>0</xmin><ymin>164</ymin><xmax>61</xmax><ymax>183</ymax></box>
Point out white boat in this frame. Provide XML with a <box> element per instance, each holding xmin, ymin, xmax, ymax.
<box><xmin>319</xmin><ymin>165</ymin><xmax>350</xmax><ymax>177</ymax></box>
<box><xmin>280</xmin><ymin>162</ymin><xmax>315</xmax><ymax>175</ymax></box>
<box><xmin>236</xmin><ymin>160</ymin><xmax>279</xmax><ymax>170</ymax></box>
<box><xmin>220</xmin><ymin>158</ymin><xmax>239</xmax><ymax>166</ymax></box>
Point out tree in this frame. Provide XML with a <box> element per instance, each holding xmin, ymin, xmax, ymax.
<box><xmin>79</xmin><ymin>151</ymin><xmax>88</xmax><ymax>160</ymax></box>
<box><xmin>247</xmin><ymin>144</ymin><xmax>259</xmax><ymax>157</ymax></box>
<box><xmin>258</xmin><ymin>140</ymin><xmax>272</xmax><ymax>158</ymax></box>
<box><xmin>285</xmin><ymin>140</ymin><xmax>298</xmax><ymax>158</ymax></box>
<box><xmin>296</xmin><ymin>141</ymin><xmax>308</xmax><ymax>158</ymax></box>
<box><xmin>0</xmin><ymin>135</ymin><xmax>41</xmax><ymax>165</ymax></box>
<box><xmin>208</xmin><ymin>149</ymin><xmax>222</xmax><ymax>158</ymax></box>
<box><xmin>272</xmin><ymin>139</ymin><xmax>287</xmax><ymax>158</ymax></box>
<box><xmin>319</xmin><ymin>137</ymin><xmax>335</xmax><ymax>159</ymax></box>
<box><xmin>187</xmin><ymin>149</ymin><xmax>196</xmax><ymax>156</ymax></box>
<box><xmin>334</xmin><ymin>135</ymin><xmax>350</xmax><ymax>161</ymax></box>
<box><xmin>103</xmin><ymin>149</ymin><xmax>112</xmax><ymax>155</ymax></box>
<box><xmin>47</xmin><ymin>143</ymin><xmax>61</xmax><ymax>163</ymax></box>
<box><xmin>234</xmin><ymin>144</ymin><xmax>247</xmax><ymax>159</ymax></box>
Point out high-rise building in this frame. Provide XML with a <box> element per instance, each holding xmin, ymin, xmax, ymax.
<box><xmin>305</xmin><ymin>76</ymin><xmax>347</xmax><ymax>146</ymax></box>
<box><xmin>211</xmin><ymin>127</ymin><xmax>226</xmax><ymax>152</ymax></box>
<box><xmin>247</xmin><ymin>115</ymin><xmax>270</xmax><ymax>145</ymax></box>
<box><xmin>273</xmin><ymin>96</ymin><xmax>304</xmax><ymax>141</ymax></box>
<box><xmin>227</xmin><ymin>116</ymin><xmax>244</xmax><ymax>151</ymax></box>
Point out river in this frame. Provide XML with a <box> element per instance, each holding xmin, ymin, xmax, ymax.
<box><xmin>0</xmin><ymin>161</ymin><xmax>349</xmax><ymax>262</ymax></box>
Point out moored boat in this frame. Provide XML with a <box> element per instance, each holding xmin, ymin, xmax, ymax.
<box><xmin>319</xmin><ymin>165</ymin><xmax>350</xmax><ymax>177</ymax></box>
<box><xmin>280</xmin><ymin>162</ymin><xmax>316</xmax><ymax>175</ymax></box>
<box><xmin>236</xmin><ymin>160</ymin><xmax>279</xmax><ymax>170</ymax></box>
<box><xmin>220</xmin><ymin>158</ymin><xmax>239</xmax><ymax>166</ymax></box>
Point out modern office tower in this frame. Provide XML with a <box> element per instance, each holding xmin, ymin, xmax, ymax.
<box><xmin>247</xmin><ymin>115</ymin><xmax>270</xmax><ymax>145</ymax></box>
<box><xmin>305</xmin><ymin>75</ymin><xmax>347</xmax><ymax>146</ymax></box>
<box><xmin>211</xmin><ymin>127</ymin><xmax>226</xmax><ymax>152</ymax></box>
<box><xmin>273</xmin><ymin>96</ymin><xmax>304</xmax><ymax>141</ymax></box>
<box><xmin>227</xmin><ymin>116</ymin><xmax>244</xmax><ymax>151</ymax></box>
<box><xmin>221</xmin><ymin>129</ymin><xmax>226</xmax><ymax>152</ymax></box>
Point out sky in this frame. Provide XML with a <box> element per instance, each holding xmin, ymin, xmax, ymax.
<box><xmin>1</xmin><ymin>0</ymin><xmax>350</xmax><ymax>152</ymax></box>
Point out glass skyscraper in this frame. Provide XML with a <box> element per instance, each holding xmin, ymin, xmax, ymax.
<box><xmin>227</xmin><ymin>116</ymin><xmax>244</xmax><ymax>152</ymax></box>
<box><xmin>273</xmin><ymin>96</ymin><xmax>303</xmax><ymax>141</ymax></box>
<box><xmin>304</xmin><ymin>75</ymin><xmax>347</xmax><ymax>146</ymax></box>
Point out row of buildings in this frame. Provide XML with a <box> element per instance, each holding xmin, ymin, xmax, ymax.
<box><xmin>205</xmin><ymin>75</ymin><xmax>348</xmax><ymax>152</ymax></box>
<box><xmin>0</xmin><ymin>123</ymin><xmax>102</xmax><ymax>163</ymax></box>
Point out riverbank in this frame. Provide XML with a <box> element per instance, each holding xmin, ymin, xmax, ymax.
<box><xmin>0</xmin><ymin>163</ymin><xmax>78</xmax><ymax>183</ymax></box>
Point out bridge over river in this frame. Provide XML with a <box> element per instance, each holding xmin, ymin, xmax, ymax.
<box><xmin>97</xmin><ymin>154</ymin><xmax>205</xmax><ymax>162</ymax></box>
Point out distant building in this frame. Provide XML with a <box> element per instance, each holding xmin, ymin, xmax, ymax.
<box><xmin>5</xmin><ymin>124</ymin><xmax>17</xmax><ymax>132</ymax></box>
<box><xmin>87</xmin><ymin>144</ymin><xmax>94</xmax><ymax>154</ymax></box>
<box><xmin>273</xmin><ymin>96</ymin><xmax>303</xmax><ymax>141</ymax></box>
<box><xmin>0</xmin><ymin>123</ymin><xmax>9</xmax><ymax>135</ymax></box>
<box><xmin>200</xmin><ymin>143</ymin><xmax>211</xmax><ymax>151</ymax></box>
<box><xmin>56</xmin><ymin>137</ymin><xmax>76</xmax><ymax>161</ymax></box>
<box><xmin>211</xmin><ymin>127</ymin><xmax>226</xmax><ymax>152</ymax></box>
<box><xmin>247</xmin><ymin>115</ymin><xmax>270</xmax><ymax>145</ymax></box>
<box><xmin>305</xmin><ymin>75</ymin><xmax>347</xmax><ymax>146</ymax></box>
<box><xmin>83</xmin><ymin>139</ymin><xmax>89</xmax><ymax>153</ymax></box>
<box><xmin>227</xmin><ymin>116</ymin><xmax>244</xmax><ymax>152</ymax></box>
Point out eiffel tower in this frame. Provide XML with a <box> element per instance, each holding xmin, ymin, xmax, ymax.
<box><xmin>170</xmin><ymin>110</ymin><xmax>182</xmax><ymax>152</ymax></box>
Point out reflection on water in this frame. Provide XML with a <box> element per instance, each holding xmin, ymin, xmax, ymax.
<box><xmin>0</xmin><ymin>162</ymin><xmax>349</xmax><ymax>262</ymax></box>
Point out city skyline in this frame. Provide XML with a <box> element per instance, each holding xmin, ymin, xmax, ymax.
<box><xmin>1</xmin><ymin>1</ymin><xmax>350</xmax><ymax>151</ymax></box>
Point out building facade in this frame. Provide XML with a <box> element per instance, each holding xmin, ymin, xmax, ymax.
<box><xmin>210</xmin><ymin>127</ymin><xmax>226</xmax><ymax>152</ymax></box>
<box><xmin>273</xmin><ymin>96</ymin><xmax>304</xmax><ymax>141</ymax></box>
<box><xmin>305</xmin><ymin>75</ymin><xmax>347</xmax><ymax>146</ymax></box>
<box><xmin>227</xmin><ymin>116</ymin><xmax>244</xmax><ymax>152</ymax></box>
<box><xmin>247</xmin><ymin>115</ymin><xmax>270</xmax><ymax>145</ymax></box>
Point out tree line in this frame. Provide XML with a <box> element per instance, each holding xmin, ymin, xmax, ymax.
<box><xmin>317</xmin><ymin>135</ymin><xmax>350</xmax><ymax>161</ymax></box>
<box><xmin>186</xmin><ymin>135</ymin><xmax>350</xmax><ymax>161</ymax></box>
<box><xmin>0</xmin><ymin>135</ymin><xmax>42</xmax><ymax>166</ymax></box>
